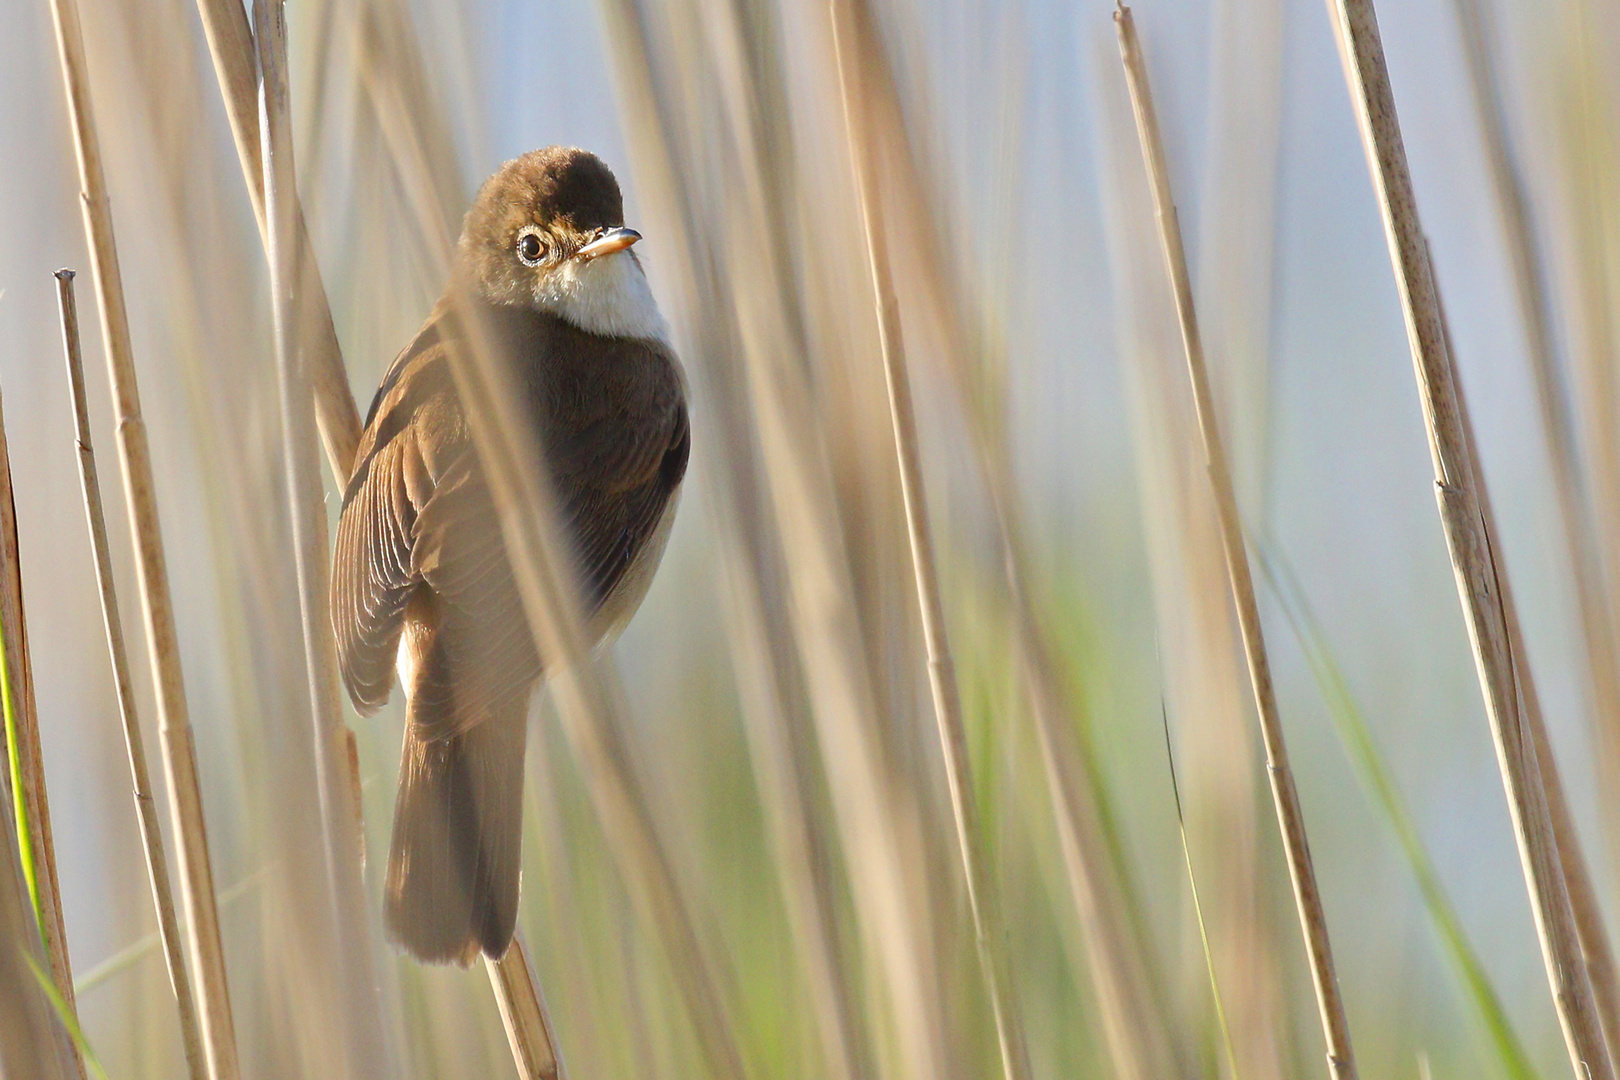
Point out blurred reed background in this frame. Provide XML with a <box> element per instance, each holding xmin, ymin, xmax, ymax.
<box><xmin>4</xmin><ymin>0</ymin><xmax>1620</xmax><ymax>1075</ymax></box>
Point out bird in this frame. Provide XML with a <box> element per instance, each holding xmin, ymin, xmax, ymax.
<box><xmin>330</xmin><ymin>147</ymin><xmax>689</xmax><ymax>965</ymax></box>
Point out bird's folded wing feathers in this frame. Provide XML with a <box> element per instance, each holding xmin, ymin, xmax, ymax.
<box><xmin>332</xmin><ymin>311</ymin><xmax>690</xmax><ymax>736</ymax></box>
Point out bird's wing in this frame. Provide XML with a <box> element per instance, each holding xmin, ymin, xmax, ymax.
<box><xmin>546</xmin><ymin>345</ymin><xmax>690</xmax><ymax>612</ymax></box>
<box><xmin>333</xmin><ymin>311</ymin><xmax>541</xmax><ymax>739</ymax></box>
<box><xmin>331</xmin><ymin>319</ymin><xmax>451</xmax><ymax>715</ymax></box>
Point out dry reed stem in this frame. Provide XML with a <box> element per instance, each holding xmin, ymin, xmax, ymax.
<box><xmin>854</xmin><ymin>21</ymin><xmax>1180</xmax><ymax>1078</ymax></box>
<box><xmin>1323</xmin><ymin>1</ymin><xmax>1614</xmax><ymax>1076</ymax></box>
<box><xmin>0</xmin><ymin>362</ymin><xmax>82</xmax><ymax>1080</ymax></box>
<box><xmin>1434</xmin><ymin>268</ymin><xmax>1620</xmax><ymax>1057</ymax></box>
<box><xmin>827</xmin><ymin>3</ymin><xmax>1031</xmax><ymax>1078</ymax></box>
<box><xmin>1188</xmin><ymin>2</ymin><xmax>1292</xmax><ymax>1069</ymax></box>
<box><xmin>195</xmin><ymin>0</ymin><xmax>368</xmax><ymax>878</ymax></box>
<box><xmin>488</xmin><ymin>932</ymin><xmax>565</xmax><ymax>1080</ymax></box>
<box><xmin>46</xmin><ymin>0</ymin><xmax>242</xmax><ymax>1074</ymax></box>
<box><xmin>440</xmin><ymin>278</ymin><xmax>750</xmax><ymax>1080</ymax></box>
<box><xmin>1452</xmin><ymin>0</ymin><xmax>1620</xmax><ymax>1048</ymax></box>
<box><xmin>1115</xmin><ymin>9</ymin><xmax>1359</xmax><ymax>1077</ymax></box>
<box><xmin>191</xmin><ymin>0</ymin><xmax>359</xmax><ymax>484</ymax></box>
<box><xmin>0</xmin><ymin>766</ymin><xmax>72</xmax><ymax>1080</ymax></box>
<box><xmin>254</xmin><ymin>3</ymin><xmax>398</xmax><ymax>1075</ymax></box>
<box><xmin>589</xmin><ymin>6</ymin><xmax>869</xmax><ymax>1075</ymax></box>
<box><xmin>1449</xmin><ymin>3</ymin><xmax>1620</xmax><ymax>886</ymax></box>
<box><xmin>56</xmin><ymin>269</ymin><xmax>208</xmax><ymax>1080</ymax></box>
<box><xmin>362</xmin><ymin>52</ymin><xmax>739</xmax><ymax>1078</ymax></box>
<box><xmin>715</xmin><ymin>529</ymin><xmax>864</xmax><ymax>1080</ymax></box>
<box><xmin>606</xmin><ymin>0</ymin><xmax>954</xmax><ymax>1066</ymax></box>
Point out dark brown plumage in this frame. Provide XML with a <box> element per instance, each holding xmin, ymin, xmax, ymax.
<box><xmin>331</xmin><ymin>147</ymin><xmax>688</xmax><ymax>964</ymax></box>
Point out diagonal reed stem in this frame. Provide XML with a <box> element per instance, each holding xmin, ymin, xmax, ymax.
<box><xmin>1322</xmin><ymin>0</ymin><xmax>1613</xmax><ymax>1076</ymax></box>
<box><xmin>1448</xmin><ymin>0</ymin><xmax>1620</xmax><ymax>1051</ymax></box>
<box><xmin>490</xmin><ymin>931</ymin><xmax>566</xmax><ymax>1080</ymax></box>
<box><xmin>190</xmin><ymin>0</ymin><xmax>359</xmax><ymax>484</ymax></box>
<box><xmin>1114</xmin><ymin>8</ymin><xmax>1359</xmax><ymax>1077</ymax></box>
<box><xmin>0</xmin><ymin>743</ymin><xmax>72</xmax><ymax>1080</ymax></box>
<box><xmin>0</xmin><ymin>384</ymin><xmax>82</xmax><ymax>1080</ymax></box>
<box><xmin>826</xmin><ymin>3</ymin><xmax>1032</xmax><ymax>1078</ymax></box>
<box><xmin>438</xmin><ymin>272</ymin><xmax>751</xmax><ymax>1080</ymax></box>
<box><xmin>56</xmin><ymin>269</ymin><xmax>208</xmax><ymax>1080</ymax></box>
<box><xmin>253</xmin><ymin>2</ymin><xmax>397</xmax><ymax>1076</ymax></box>
<box><xmin>0</xmin><ymin>362</ymin><xmax>83</xmax><ymax>1080</ymax></box>
<box><xmin>46</xmin><ymin>0</ymin><xmax>243</xmax><ymax>1074</ymax></box>
<box><xmin>1433</xmin><ymin>267</ymin><xmax>1620</xmax><ymax>1060</ymax></box>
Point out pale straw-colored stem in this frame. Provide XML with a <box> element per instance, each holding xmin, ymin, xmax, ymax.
<box><xmin>611</xmin><ymin>1</ymin><xmax>951</xmax><ymax>1071</ymax></box>
<box><xmin>853</xmin><ymin>13</ymin><xmax>1177</xmax><ymax>1074</ymax></box>
<box><xmin>440</xmin><ymin>273</ymin><xmax>749</xmax><ymax>1080</ymax></box>
<box><xmin>56</xmin><ymin>269</ymin><xmax>207</xmax><ymax>1080</ymax></box>
<box><xmin>1450</xmin><ymin>0</ymin><xmax>1620</xmax><ymax>1049</ymax></box>
<box><xmin>827</xmin><ymin>3</ymin><xmax>1031</xmax><ymax>1078</ymax></box>
<box><xmin>191</xmin><ymin>0</ymin><xmax>360</xmax><ymax>484</ymax></box>
<box><xmin>590</xmin><ymin>8</ymin><xmax>867</xmax><ymax>1074</ymax></box>
<box><xmin>1322</xmin><ymin>0</ymin><xmax>1613</xmax><ymax>1076</ymax></box>
<box><xmin>1434</xmin><ymin>268</ymin><xmax>1620</xmax><ymax>1059</ymax></box>
<box><xmin>253</xmin><ymin>3</ymin><xmax>396</xmax><ymax>1076</ymax></box>
<box><xmin>488</xmin><ymin>932</ymin><xmax>566</xmax><ymax>1080</ymax></box>
<box><xmin>1115</xmin><ymin>9</ymin><xmax>1358</xmax><ymax>1076</ymax></box>
<box><xmin>1448</xmin><ymin>3</ymin><xmax>1620</xmax><ymax>873</ymax></box>
<box><xmin>0</xmin><ymin>368</ymin><xmax>82</xmax><ymax>1080</ymax></box>
<box><xmin>46</xmin><ymin>0</ymin><xmax>242</xmax><ymax>1074</ymax></box>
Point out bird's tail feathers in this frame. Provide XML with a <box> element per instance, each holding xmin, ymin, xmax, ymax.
<box><xmin>385</xmin><ymin>691</ymin><xmax>527</xmax><ymax>965</ymax></box>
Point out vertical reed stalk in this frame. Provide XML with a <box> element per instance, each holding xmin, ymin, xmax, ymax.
<box><xmin>441</xmin><ymin>272</ymin><xmax>750</xmax><ymax>1080</ymax></box>
<box><xmin>46</xmin><ymin>0</ymin><xmax>242</xmax><ymax>1074</ymax></box>
<box><xmin>1450</xmin><ymin>0</ymin><xmax>1620</xmax><ymax>1047</ymax></box>
<box><xmin>489</xmin><ymin>932</ymin><xmax>565</xmax><ymax>1080</ymax></box>
<box><xmin>254</xmin><ymin>3</ymin><xmax>398</xmax><ymax>1075</ymax></box>
<box><xmin>1448</xmin><ymin>3</ymin><xmax>1620</xmax><ymax>881</ymax></box>
<box><xmin>191</xmin><ymin>0</ymin><xmax>360</xmax><ymax>484</ymax></box>
<box><xmin>1115</xmin><ymin>10</ymin><xmax>1358</xmax><ymax>1077</ymax></box>
<box><xmin>827</xmin><ymin>3</ymin><xmax>1031</xmax><ymax>1078</ymax></box>
<box><xmin>862</xmin><ymin>29</ymin><xmax>1180</xmax><ymax>1077</ymax></box>
<box><xmin>592</xmin><ymin>9</ymin><xmax>868</xmax><ymax>1075</ymax></box>
<box><xmin>1323</xmin><ymin>1</ymin><xmax>1613</xmax><ymax>1076</ymax></box>
<box><xmin>603</xmin><ymin>1</ymin><xmax>954</xmax><ymax>1071</ymax></box>
<box><xmin>56</xmin><ymin>269</ymin><xmax>208</xmax><ymax>1080</ymax></box>
<box><xmin>1434</xmin><ymin>275</ymin><xmax>1620</xmax><ymax>1056</ymax></box>
<box><xmin>0</xmin><ymin>767</ymin><xmax>72</xmax><ymax>1080</ymax></box>
<box><xmin>0</xmin><ymin>372</ymin><xmax>83</xmax><ymax>1080</ymax></box>
<box><xmin>801</xmin><ymin>8</ymin><xmax>1181</xmax><ymax>1073</ymax></box>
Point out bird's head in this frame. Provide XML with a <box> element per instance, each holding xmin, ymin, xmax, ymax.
<box><xmin>459</xmin><ymin>146</ymin><xmax>666</xmax><ymax>342</ymax></box>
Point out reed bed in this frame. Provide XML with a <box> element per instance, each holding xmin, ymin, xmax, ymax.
<box><xmin>6</xmin><ymin>0</ymin><xmax>1620</xmax><ymax>1077</ymax></box>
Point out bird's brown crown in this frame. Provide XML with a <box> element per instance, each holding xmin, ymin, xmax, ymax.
<box><xmin>458</xmin><ymin>147</ymin><xmax>627</xmax><ymax>306</ymax></box>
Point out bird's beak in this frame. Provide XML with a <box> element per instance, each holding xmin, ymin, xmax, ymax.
<box><xmin>577</xmin><ymin>227</ymin><xmax>642</xmax><ymax>261</ymax></box>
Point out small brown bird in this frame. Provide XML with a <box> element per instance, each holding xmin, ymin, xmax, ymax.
<box><xmin>331</xmin><ymin>147</ymin><xmax>688</xmax><ymax>964</ymax></box>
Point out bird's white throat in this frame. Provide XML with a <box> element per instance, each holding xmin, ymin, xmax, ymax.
<box><xmin>533</xmin><ymin>250</ymin><xmax>669</xmax><ymax>342</ymax></box>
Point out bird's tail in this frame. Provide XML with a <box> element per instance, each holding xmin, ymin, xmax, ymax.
<box><xmin>385</xmin><ymin>693</ymin><xmax>527</xmax><ymax>966</ymax></box>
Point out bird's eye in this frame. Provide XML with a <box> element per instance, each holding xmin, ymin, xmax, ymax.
<box><xmin>517</xmin><ymin>229</ymin><xmax>546</xmax><ymax>266</ymax></box>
